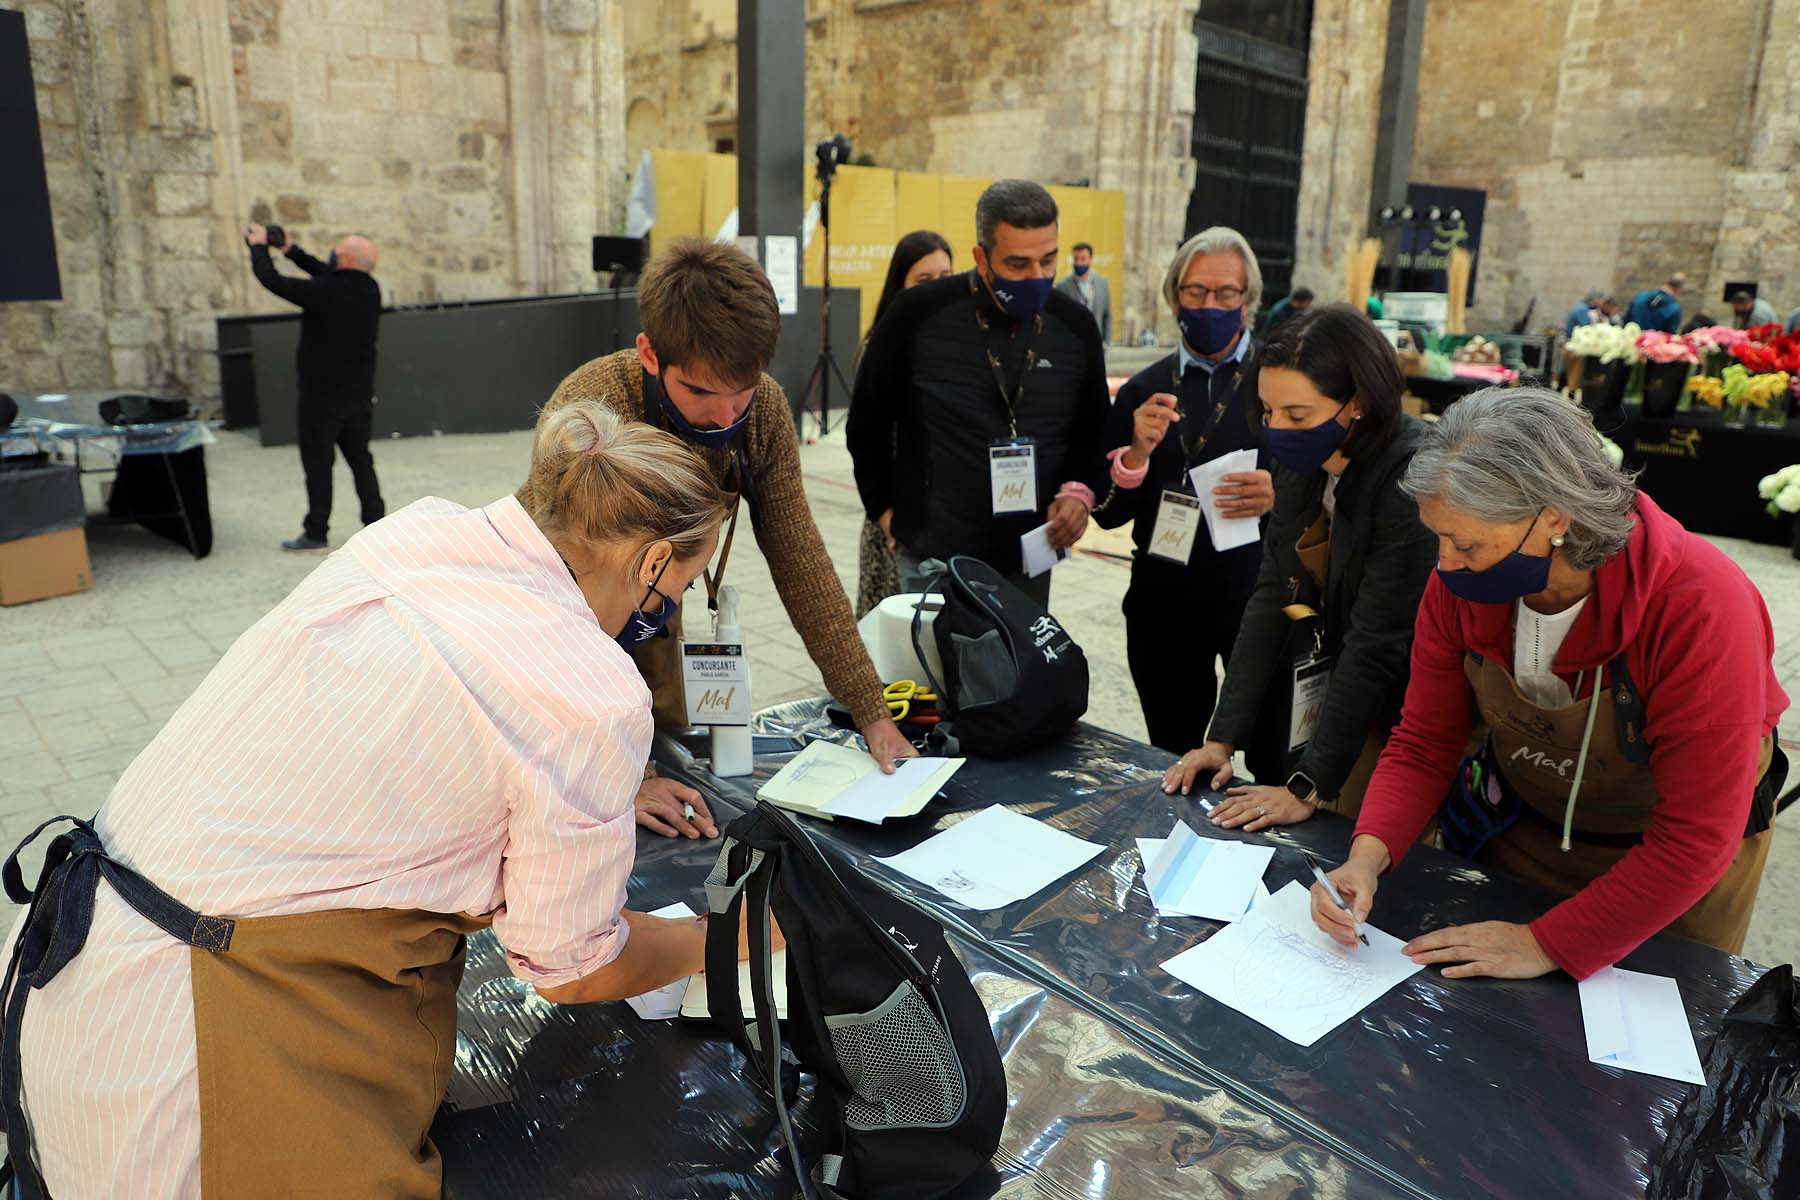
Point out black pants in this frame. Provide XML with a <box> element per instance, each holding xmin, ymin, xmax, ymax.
<box><xmin>1123</xmin><ymin>561</ymin><xmax>1253</xmax><ymax>756</ymax></box>
<box><xmin>298</xmin><ymin>389</ymin><xmax>383</xmax><ymax>542</ymax></box>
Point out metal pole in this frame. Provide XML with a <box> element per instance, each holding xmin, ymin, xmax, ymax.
<box><xmin>737</xmin><ymin>0</ymin><xmax>804</xmax><ymax>239</ymax></box>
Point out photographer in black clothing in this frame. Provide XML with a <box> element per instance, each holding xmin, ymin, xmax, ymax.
<box><xmin>245</xmin><ymin>223</ymin><xmax>384</xmax><ymax>551</ymax></box>
<box><xmin>848</xmin><ymin>180</ymin><xmax>1108</xmax><ymax>605</ymax></box>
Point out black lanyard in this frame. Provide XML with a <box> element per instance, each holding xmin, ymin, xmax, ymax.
<box><xmin>1171</xmin><ymin>355</ymin><xmax>1239</xmax><ymax>485</ymax></box>
<box><xmin>970</xmin><ymin>273</ymin><xmax>1041</xmax><ymax>436</ymax></box>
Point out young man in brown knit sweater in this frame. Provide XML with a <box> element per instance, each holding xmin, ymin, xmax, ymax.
<box><xmin>528</xmin><ymin>237</ymin><xmax>915</xmax><ymax>838</ymax></box>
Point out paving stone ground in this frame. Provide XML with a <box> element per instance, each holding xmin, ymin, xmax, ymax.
<box><xmin>5</xmin><ymin>420</ymin><xmax>1799</xmax><ymax>966</ymax></box>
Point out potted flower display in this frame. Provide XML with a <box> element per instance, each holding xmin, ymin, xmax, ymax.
<box><xmin>1682</xmin><ymin>325</ymin><xmax>1750</xmax><ymax>379</ymax></box>
<box><xmin>1756</xmin><ymin>464</ymin><xmax>1800</xmax><ymax>559</ymax></box>
<box><xmin>1636</xmin><ymin>331</ymin><xmax>1697</xmax><ymax>417</ymax></box>
<box><xmin>1722</xmin><ymin>364</ymin><xmax>1791</xmax><ymax>427</ymax></box>
<box><xmin>1728</xmin><ymin>324</ymin><xmax>1800</xmax><ymax>427</ymax></box>
<box><xmin>1567</xmin><ymin>321</ymin><xmax>1639</xmax><ymax>415</ymax></box>
<box><xmin>1686</xmin><ymin>373</ymin><xmax>1725</xmax><ymax>418</ymax></box>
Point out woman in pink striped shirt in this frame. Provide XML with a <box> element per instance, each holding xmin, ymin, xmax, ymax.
<box><xmin>2</xmin><ymin>402</ymin><xmax>764</xmax><ymax>1197</ymax></box>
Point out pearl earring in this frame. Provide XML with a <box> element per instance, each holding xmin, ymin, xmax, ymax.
<box><xmin>1551</xmin><ymin>534</ymin><xmax>1565</xmax><ymax>547</ymax></box>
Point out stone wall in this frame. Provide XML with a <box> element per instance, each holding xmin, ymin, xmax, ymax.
<box><xmin>1</xmin><ymin>0</ymin><xmax>625</xmax><ymax>410</ymax></box>
<box><xmin>1292</xmin><ymin>0</ymin><xmax>1797</xmax><ymax>332</ymax></box>
<box><xmin>622</xmin><ymin>0</ymin><xmax>1199</xmax><ymax>343</ymax></box>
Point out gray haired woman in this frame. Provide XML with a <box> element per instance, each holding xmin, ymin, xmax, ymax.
<box><xmin>1311</xmin><ymin>389</ymin><xmax>1789</xmax><ymax>982</ymax></box>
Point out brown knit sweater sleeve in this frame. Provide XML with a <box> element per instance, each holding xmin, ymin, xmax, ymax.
<box><xmin>526</xmin><ymin>350</ymin><xmax>889</xmax><ymax>729</ymax></box>
<box><xmin>745</xmin><ymin>377</ymin><xmax>890</xmax><ymax>729</ymax></box>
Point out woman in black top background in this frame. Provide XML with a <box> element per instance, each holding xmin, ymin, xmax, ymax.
<box><xmin>854</xmin><ymin>230</ymin><xmax>955</xmax><ymax>617</ymax></box>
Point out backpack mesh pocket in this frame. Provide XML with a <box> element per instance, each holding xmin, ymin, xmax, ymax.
<box><xmin>950</xmin><ymin>630</ymin><xmax>1016</xmax><ymax>708</ymax></box>
<box><xmin>824</xmin><ymin>980</ymin><xmax>967</xmax><ymax>1131</ymax></box>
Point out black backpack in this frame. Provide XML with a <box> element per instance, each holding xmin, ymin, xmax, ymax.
<box><xmin>703</xmin><ymin>802</ymin><xmax>1006</xmax><ymax>1199</ymax></box>
<box><xmin>910</xmin><ymin>555</ymin><xmax>1088</xmax><ymax>758</ymax></box>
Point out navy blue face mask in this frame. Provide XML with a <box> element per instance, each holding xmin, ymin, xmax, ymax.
<box><xmin>1072</xmin><ymin>261</ymin><xmax>1091</xmax><ymax>277</ymax></box>
<box><xmin>985</xmin><ymin>271</ymin><xmax>1053</xmax><ymax>323</ymax></box>
<box><xmin>1178</xmin><ymin>305</ymin><xmax>1243</xmax><ymax>357</ymax></box>
<box><xmin>327</xmin><ymin>249</ymin><xmax>338</xmax><ymax>270</ymax></box>
<box><xmin>650</xmin><ymin>371</ymin><xmax>754</xmax><ymax>449</ymax></box>
<box><xmin>1264</xmin><ymin>403</ymin><xmax>1351</xmax><ymax>473</ymax></box>
<box><xmin>613</xmin><ymin>557</ymin><xmax>680</xmax><ymax>650</ymax></box>
<box><xmin>1437</xmin><ymin>514</ymin><xmax>1553</xmax><ymax>605</ymax></box>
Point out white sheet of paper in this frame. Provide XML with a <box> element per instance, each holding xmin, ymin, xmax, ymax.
<box><xmin>1578</xmin><ymin>966</ymin><xmax>1706</xmax><ymax>1085</ymax></box>
<box><xmin>1019</xmin><ymin>523</ymin><xmax>1067</xmax><ymax>578</ymax></box>
<box><xmin>681</xmin><ymin>947</ymin><xmax>789</xmax><ymax>1020</ymax></box>
<box><xmin>1189</xmin><ymin>448</ymin><xmax>1262</xmax><ymax>552</ymax></box>
<box><xmin>1142</xmin><ymin>824</ymin><xmax>1276</xmax><ymax>921</ymax></box>
<box><xmin>819</xmin><ymin>756</ymin><xmax>964</xmax><ymax>822</ymax></box>
<box><xmin>624</xmin><ymin>902</ymin><xmax>698</xmax><ymax>1019</ymax></box>
<box><xmin>1161</xmin><ymin>880</ymin><xmax>1424</xmax><ymax>1046</ymax></box>
<box><xmin>1135</xmin><ymin>837</ymin><xmax>1270</xmax><ymax>917</ymax></box>
<box><xmin>877</xmin><ymin>805</ymin><xmax>1106</xmax><ymax>910</ymax></box>
<box><xmin>764</xmin><ymin>235</ymin><xmax>800</xmax><ymax>316</ymax></box>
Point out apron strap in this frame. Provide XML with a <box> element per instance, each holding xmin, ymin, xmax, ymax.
<box><xmin>1560</xmin><ymin>668</ymin><xmax>1608</xmax><ymax>852</ymax></box>
<box><xmin>1</xmin><ymin>816</ymin><xmax>235</xmax><ymax>1197</ymax></box>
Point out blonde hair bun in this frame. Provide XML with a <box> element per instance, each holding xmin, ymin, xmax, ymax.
<box><xmin>525</xmin><ymin>400</ymin><xmax>731</xmax><ymax>564</ymax></box>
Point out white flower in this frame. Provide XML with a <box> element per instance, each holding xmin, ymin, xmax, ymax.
<box><xmin>1778</xmin><ymin>483</ymin><xmax>1800</xmax><ymax>514</ymax></box>
<box><xmin>1760</xmin><ymin>473</ymin><xmax>1784</xmax><ymax>499</ymax></box>
<box><xmin>1597</xmin><ymin>434</ymin><xmax>1624</xmax><ymax>468</ymax></box>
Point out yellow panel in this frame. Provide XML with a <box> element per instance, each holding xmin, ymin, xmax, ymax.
<box><xmin>701</xmin><ymin>152</ymin><xmax>739</xmax><ymax>240</ymax></box>
<box><xmin>1046</xmin><ymin>184</ymin><xmax>1095</xmax><ymax>278</ymax></box>
<box><xmin>937</xmin><ymin>174</ymin><xmax>993</xmax><ymax>274</ymax></box>
<box><xmin>648</xmin><ymin>148</ymin><xmax>709</xmax><ymax>262</ymax></box>
<box><xmin>1091</xmin><ymin>189</ymin><xmax>1128</xmax><ymax>343</ymax></box>
<box><xmin>893</xmin><ymin>172</ymin><xmax>944</xmax><ymax>246</ymax></box>
<box><xmin>798</xmin><ymin>165</ymin><xmax>897</xmax><ymax>338</ymax></box>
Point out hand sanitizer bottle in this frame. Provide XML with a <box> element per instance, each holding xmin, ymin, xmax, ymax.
<box><xmin>710</xmin><ymin>584</ymin><xmax>754</xmax><ymax>777</ymax></box>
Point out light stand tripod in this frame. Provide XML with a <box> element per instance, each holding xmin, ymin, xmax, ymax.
<box><xmin>800</xmin><ymin>143</ymin><xmax>855</xmax><ymax>442</ymax></box>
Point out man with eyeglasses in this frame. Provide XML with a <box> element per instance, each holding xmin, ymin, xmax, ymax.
<box><xmin>849</xmin><ymin>179</ymin><xmax>1110</xmax><ymax>605</ymax></box>
<box><xmin>1089</xmin><ymin>227</ymin><xmax>1277</xmax><ymax>758</ymax></box>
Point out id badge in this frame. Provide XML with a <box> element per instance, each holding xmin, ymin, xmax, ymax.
<box><xmin>1148</xmin><ymin>490</ymin><xmax>1202</xmax><ymax>564</ymax></box>
<box><xmin>1289</xmin><ymin>654</ymin><xmax>1333</xmax><ymax>753</ymax></box>
<box><xmin>680</xmin><ymin>639</ymin><xmax>752</xmax><ymax>726</ymax></box>
<box><xmin>989</xmin><ymin>438</ymin><xmax>1038</xmax><ymax>515</ymax></box>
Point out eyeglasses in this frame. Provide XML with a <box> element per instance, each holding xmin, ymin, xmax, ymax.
<box><xmin>1177</xmin><ymin>284</ymin><xmax>1245</xmax><ymax>306</ymax></box>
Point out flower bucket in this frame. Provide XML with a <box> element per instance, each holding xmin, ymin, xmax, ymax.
<box><xmin>1704</xmin><ymin>350</ymin><xmax>1732</xmax><ymax>378</ymax></box>
<box><xmin>1756</xmin><ymin>402</ymin><xmax>1790</xmax><ymax>429</ymax></box>
<box><xmin>1642</xmin><ymin>362</ymin><xmax>1691</xmax><ymax>417</ymax></box>
<box><xmin>1580</xmin><ymin>360</ymin><xmax>1628</xmax><ymax>415</ymax></box>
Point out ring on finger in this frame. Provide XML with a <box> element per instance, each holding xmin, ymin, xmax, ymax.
<box><xmin>1256</xmin><ymin>805</ymin><xmax>1266</xmax><ymax>817</ymax></box>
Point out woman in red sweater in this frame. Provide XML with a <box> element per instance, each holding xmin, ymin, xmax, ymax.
<box><xmin>1311</xmin><ymin>389</ymin><xmax>1789</xmax><ymax>980</ymax></box>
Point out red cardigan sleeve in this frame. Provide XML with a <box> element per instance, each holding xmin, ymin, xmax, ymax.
<box><xmin>1353</xmin><ymin>576</ymin><xmax>1477</xmax><ymax>867</ymax></box>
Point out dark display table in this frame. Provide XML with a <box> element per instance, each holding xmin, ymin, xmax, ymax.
<box><xmin>5</xmin><ymin>390</ymin><xmax>213</xmax><ymax>557</ymax></box>
<box><xmin>439</xmin><ymin>704</ymin><xmax>1770</xmax><ymax>1198</ymax></box>
<box><xmin>1606</xmin><ymin>404</ymin><xmax>1800</xmax><ymax>546</ymax></box>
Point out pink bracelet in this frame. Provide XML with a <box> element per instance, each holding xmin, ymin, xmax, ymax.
<box><xmin>1056</xmin><ymin>481</ymin><xmax>1096</xmax><ymax>510</ymax></box>
<box><xmin>1105</xmin><ymin>447</ymin><xmax>1148</xmax><ymax>490</ymax></box>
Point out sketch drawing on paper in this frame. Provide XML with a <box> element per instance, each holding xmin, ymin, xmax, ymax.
<box><xmin>936</xmin><ymin>870</ymin><xmax>979</xmax><ymax>896</ymax></box>
<box><xmin>1231</xmin><ymin>924</ymin><xmax>1380</xmax><ymax>1015</ymax></box>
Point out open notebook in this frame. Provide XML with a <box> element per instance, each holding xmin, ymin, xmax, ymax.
<box><xmin>755</xmin><ymin>740</ymin><xmax>963</xmax><ymax>823</ymax></box>
<box><xmin>680</xmin><ymin>948</ymin><xmax>789</xmax><ymax>1020</ymax></box>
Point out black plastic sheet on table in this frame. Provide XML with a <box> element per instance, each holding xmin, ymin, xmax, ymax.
<box><xmin>640</xmin><ymin>700</ymin><xmax>1771</xmax><ymax>1200</ymax></box>
<box><xmin>435</xmin><ymin>780</ymin><xmax>1405</xmax><ymax>1198</ymax></box>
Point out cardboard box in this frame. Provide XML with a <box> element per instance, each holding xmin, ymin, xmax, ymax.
<box><xmin>0</xmin><ymin>526</ymin><xmax>92</xmax><ymax>605</ymax></box>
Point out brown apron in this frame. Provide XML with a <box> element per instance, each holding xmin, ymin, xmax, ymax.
<box><xmin>1465</xmin><ymin>652</ymin><xmax>1773</xmax><ymax>954</ymax></box>
<box><xmin>191</xmin><ymin>905</ymin><xmax>493</xmax><ymax>1195</ymax></box>
<box><xmin>1283</xmin><ymin>510</ymin><xmax>1380</xmax><ymax>819</ymax></box>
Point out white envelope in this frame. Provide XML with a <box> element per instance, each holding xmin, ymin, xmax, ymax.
<box><xmin>1578</xmin><ymin>966</ymin><xmax>1706</xmax><ymax>1085</ymax></box>
<box><xmin>1189</xmin><ymin>448</ymin><xmax>1262</xmax><ymax>551</ymax></box>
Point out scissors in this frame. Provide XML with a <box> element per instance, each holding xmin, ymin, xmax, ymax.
<box><xmin>883</xmin><ymin>679</ymin><xmax>940</xmax><ymax>723</ymax></box>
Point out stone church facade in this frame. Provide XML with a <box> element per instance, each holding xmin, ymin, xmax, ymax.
<box><xmin>5</xmin><ymin>0</ymin><xmax>1798</xmax><ymax>407</ymax></box>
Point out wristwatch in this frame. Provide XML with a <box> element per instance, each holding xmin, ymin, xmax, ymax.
<box><xmin>1285</xmin><ymin>770</ymin><xmax>1319</xmax><ymax>806</ymax></box>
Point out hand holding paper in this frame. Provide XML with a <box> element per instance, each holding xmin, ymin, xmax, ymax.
<box><xmin>1189</xmin><ymin>449</ymin><xmax>1262</xmax><ymax>551</ymax></box>
<box><xmin>1020</xmin><ymin>523</ymin><xmax>1068</xmax><ymax>578</ymax></box>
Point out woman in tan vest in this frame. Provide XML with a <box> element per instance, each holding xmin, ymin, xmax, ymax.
<box><xmin>2</xmin><ymin>403</ymin><xmax>777</xmax><ymax>1197</ymax></box>
<box><xmin>1313</xmin><ymin>390</ymin><xmax>1788</xmax><ymax>979</ymax></box>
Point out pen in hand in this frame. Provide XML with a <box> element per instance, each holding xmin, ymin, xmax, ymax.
<box><xmin>1307</xmin><ymin>856</ymin><xmax>1369</xmax><ymax>947</ymax></box>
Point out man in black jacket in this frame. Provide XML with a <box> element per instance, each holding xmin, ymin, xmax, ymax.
<box><xmin>245</xmin><ymin>223</ymin><xmax>384</xmax><ymax>550</ymax></box>
<box><xmin>848</xmin><ymin>179</ymin><xmax>1108</xmax><ymax>605</ymax></box>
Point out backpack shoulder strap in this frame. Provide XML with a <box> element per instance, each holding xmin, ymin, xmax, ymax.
<box><xmin>908</xmin><ymin>577</ymin><xmax>950</xmax><ymax>703</ymax></box>
<box><xmin>745</xmin><ymin>856</ymin><xmax>820</xmax><ymax>1200</ymax></box>
<box><xmin>703</xmin><ymin>838</ymin><xmax>764</xmax><ymax>1070</ymax></box>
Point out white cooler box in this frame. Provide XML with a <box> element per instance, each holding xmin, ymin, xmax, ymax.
<box><xmin>857</xmin><ymin>592</ymin><xmax>946</xmax><ymax>686</ymax></box>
